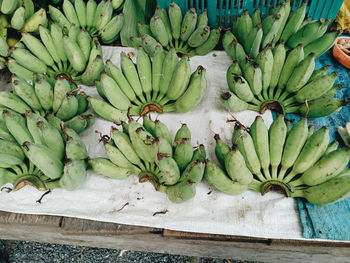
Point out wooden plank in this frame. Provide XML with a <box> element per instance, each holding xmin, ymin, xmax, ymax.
<box><xmin>0</xmin><ymin>211</ymin><xmax>350</xmax><ymax>263</ymax></box>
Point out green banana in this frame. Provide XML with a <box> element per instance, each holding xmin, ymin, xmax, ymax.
<box><xmin>280</xmin><ymin>3</ymin><xmax>307</xmax><ymax>42</ymax></box>
<box><xmin>166</xmin><ymin>56</ymin><xmax>190</xmax><ymax>100</ymax></box>
<box><xmin>220</xmin><ymin>92</ymin><xmax>249</xmax><ymax>113</ymax></box>
<box><xmin>187</xmin><ymin>26</ymin><xmax>210</xmax><ymax>48</ymax></box>
<box><xmin>87</xmin><ymin>97</ymin><xmax>127</xmax><ymax>123</ymax></box>
<box><xmin>180</xmin><ymin>8</ymin><xmax>197</xmax><ymax>42</ymax></box>
<box><xmin>59</xmin><ymin>159</ymin><xmax>87</xmax><ymax>191</ymax></box>
<box><xmin>22</xmin><ymin>8</ymin><xmax>47</xmax><ymax>33</ymax></box>
<box><xmin>168</xmin><ymin>2</ymin><xmax>182</xmax><ymax>41</ymax></box>
<box><xmin>173</xmin><ymin>138</ymin><xmax>193</xmax><ymax>171</ymax></box>
<box><xmin>150</xmin><ymin>15</ymin><xmax>169</xmax><ymax>47</ymax></box>
<box><xmin>89</xmin><ymin>158</ymin><xmax>132</xmax><ymax>179</ymax></box>
<box><xmin>11</xmin><ymin>47</ymin><xmax>47</xmax><ymax>74</ymax></box>
<box><xmin>175</xmin><ymin>123</ymin><xmax>191</xmax><ymax>141</ymax></box>
<box><xmin>157</xmin><ymin>153</ymin><xmax>180</xmax><ymax>186</ymax></box>
<box><xmin>0</xmin><ymin>92</ymin><xmax>30</xmax><ymax>114</ymax></box>
<box><xmin>225</xmin><ymin>147</ymin><xmax>253</xmax><ymax>185</ymax></box>
<box><xmin>166</xmin><ymin>179</ymin><xmax>196</xmax><ymax>203</ymax></box>
<box><xmin>194</xmin><ymin>28</ymin><xmax>221</xmax><ymax>56</ymax></box>
<box><xmin>158</xmin><ymin>48</ymin><xmax>178</xmax><ymax>99</ymax></box>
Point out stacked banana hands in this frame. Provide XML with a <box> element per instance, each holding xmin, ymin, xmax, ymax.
<box><xmin>90</xmin><ymin>116</ymin><xmax>206</xmax><ymax>203</ymax></box>
<box><xmin>0</xmin><ymin>75</ymin><xmax>95</xmax><ymax>134</ymax></box>
<box><xmin>6</xmin><ymin>23</ymin><xmax>104</xmax><ymax>85</ymax></box>
<box><xmin>0</xmin><ymin>0</ymin><xmax>48</xmax><ymax>69</ymax></box>
<box><xmin>89</xmin><ymin>47</ymin><xmax>207</xmax><ymax>121</ymax></box>
<box><xmin>0</xmin><ymin>109</ymin><xmax>88</xmax><ymax>192</ymax></box>
<box><xmin>207</xmin><ymin>116</ymin><xmax>350</xmax><ymax>205</ymax></box>
<box><xmin>137</xmin><ymin>3</ymin><xmax>221</xmax><ymax>57</ymax></box>
<box><xmin>221</xmin><ymin>1</ymin><xmax>345</xmax><ymax>118</ymax></box>
<box><xmin>49</xmin><ymin>0</ymin><xmax>124</xmax><ymax>44</ymax></box>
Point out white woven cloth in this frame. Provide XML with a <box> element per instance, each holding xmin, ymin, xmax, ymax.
<box><xmin>0</xmin><ymin>47</ymin><xmax>305</xmax><ymax>240</ymax></box>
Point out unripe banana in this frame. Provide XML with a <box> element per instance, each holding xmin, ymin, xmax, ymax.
<box><xmin>88</xmin><ymin>97</ymin><xmax>127</xmax><ymax>123</ymax></box>
<box><xmin>111</xmin><ymin>127</ymin><xmax>144</xmax><ymax>169</ymax></box>
<box><xmin>220</xmin><ymin>91</ymin><xmax>249</xmax><ymax>112</ymax></box>
<box><xmin>158</xmin><ymin>48</ymin><xmax>178</xmax><ymax>99</ymax></box>
<box><xmin>197</xmin><ymin>10</ymin><xmax>208</xmax><ymax>27</ymax></box>
<box><xmin>204</xmin><ymin>160</ymin><xmax>248</xmax><ymax>195</ymax></box>
<box><xmin>173</xmin><ymin>138</ymin><xmax>193</xmax><ymax>171</ymax></box>
<box><xmin>59</xmin><ymin>159</ymin><xmax>87</xmax><ymax>191</ymax></box>
<box><xmin>278</xmin><ymin>44</ymin><xmax>304</xmax><ymax>89</ymax></box>
<box><xmin>178</xmin><ymin>160</ymin><xmax>205</xmax><ymax>184</ymax></box>
<box><xmin>250</xmin><ymin>116</ymin><xmax>270</xmax><ymax>178</ymax></box>
<box><xmin>96</xmin><ymin>1</ymin><xmax>113</xmax><ymax>31</ymax></box>
<box><xmin>175</xmin><ymin>123</ymin><xmax>191</xmax><ymax>141</ymax></box>
<box><xmin>86</xmin><ymin>0</ymin><xmax>97</xmax><ymax>29</ymax></box>
<box><xmin>150</xmin><ymin>15</ymin><xmax>169</xmax><ymax>47</ymax></box>
<box><xmin>308</xmin><ymin>65</ymin><xmax>330</xmax><ymax>83</ymax></box>
<box><xmin>180</xmin><ymin>8</ymin><xmax>197</xmax><ymax>42</ymax></box>
<box><xmin>53</xmin><ymin>76</ymin><xmax>71</xmax><ymax>113</ymax></box>
<box><xmin>291</xmin><ymin>148</ymin><xmax>350</xmax><ymax>187</ymax></box>
<box><xmin>22</xmin><ymin>8</ymin><xmax>47</xmax><ymax>33</ymax></box>
<box><xmin>230</xmin><ymin>75</ymin><xmax>254</xmax><ymax>102</ymax></box>
<box><xmin>188</xmin><ymin>25</ymin><xmax>210</xmax><ymax>48</ymax></box>
<box><xmin>11</xmin><ymin>47</ymin><xmax>47</xmax><ymax>74</ymax></box>
<box><xmin>100</xmin><ymin>72</ymin><xmax>131</xmax><ymax>111</ymax></box>
<box><xmin>243</xmin><ymin>62</ymin><xmax>262</xmax><ymax>96</ymax></box>
<box><xmin>0</xmin><ymin>92</ymin><xmax>31</xmax><ymax>114</ymax></box>
<box><xmin>63</xmin><ymin>0</ymin><xmax>80</xmax><ymax>27</ymax></box>
<box><xmin>65</xmin><ymin>135</ymin><xmax>88</xmax><ymax>161</ymax></box>
<box><xmin>64</xmin><ymin>114</ymin><xmax>87</xmax><ymax>134</ymax></box>
<box><xmin>169</xmin><ymin>2</ymin><xmax>182</xmax><ymax>41</ymax></box>
<box><xmin>175</xmin><ymin>65</ymin><xmax>207</xmax><ymax>113</ymax></box>
<box><xmin>280</xmin><ymin>3</ymin><xmax>307</xmax><ymax>42</ymax></box>
<box><xmin>11</xmin><ymin>6</ymin><xmax>25</xmax><ymax>31</ymax></box>
<box><xmin>222</xmin><ymin>30</ymin><xmax>236</xmax><ymax>52</ymax></box>
<box><xmin>74</xmin><ymin>0</ymin><xmax>86</xmax><ymax>28</ymax></box>
<box><xmin>56</xmin><ymin>94</ymin><xmax>79</xmax><ymax>121</ymax></box>
<box><xmin>154</xmin><ymin>4</ymin><xmax>172</xmax><ymax>42</ymax></box>
<box><xmin>37</xmin><ymin>120</ymin><xmax>65</xmax><ymax>161</ymax></box>
<box><xmin>80</xmin><ymin>55</ymin><xmax>104</xmax><ymax>86</ymax></box>
<box><xmin>63</xmin><ymin>35</ymin><xmax>87</xmax><ymax>72</ymax></box>
<box><xmin>156</xmin><ymin>153</ymin><xmax>180</xmax><ymax>186</ymax></box>
<box><xmin>268</xmin><ymin>114</ymin><xmax>287</xmax><ymax>179</ymax></box>
<box><xmin>225</xmin><ymin>147</ymin><xmax>253</xmax><ymax>185</ymax></box>
<box><xmin>100</xmin><ymin>13</ymin><xmax>124</xmax><ymax>44</ymax></box>
<box><xmin>21</xmin><ymin>32</ymin><xmax>55</xmax><ymax>67</ymax></box>
<box><xmin>304</xmin><ymin>31</ymin><xmax>341</xmax><ymax>57</ymax></box>
<box><xmin>191</xmin><ymin>144</ymin><xmax>206</xmax><ymax>163</ymax></box>
<box><xmin>232</xmin><ymin>125</ymin><xmax>262</xmax><ymax>179</ymax></box>
<box><xmin>261</xmin><ymin>14</ymin><xmax>281</xmax><ymax>49</ymax></box>
<box><xmin>166</xmin><ymin>179</ymin><xmax>196</xmax><ymax>203</ymax></box>
<box><xmin>295</xmin><ymin>72</ymin><xmax>338</xmax><ymax>103</ymax></box>
<box><xmin>1</xmin><ymin>0</ymin><xmax>19</xmax><ymax>15</ymax></box>
<box><xmin>166</xmin><ymin>56</ymin><xmax>190</xmax><ymax>100</ymax></box>
<box><xmin>50</xmin><ymin>23</ymin><xmax>68</xmax><ymax>63</ymax></box>
<box><xmin>273</xmin><ymin>0</ymin><xmax>290</xmax><ymax>45</ymax></box>
<box><xmin>194</xmin><ymin>28</ymin><xmax>221</xmax><ymax>56</ymax></box>
<box><xmin>0</xmin><ymin>139</ymin><xmax>25</xmax><ymax>165</ymax></box>
<box><xmin>154</xmin><ymin>120</ymin><xmax>172</xmax><ymax>145</ymax></box>
<box><xmin>286</xmin><ymin>52</ymin><xmax>316</xmax><ymax>93</ymax></box>
<box><xmin>89</xmin><ymin>158</ymin><xmax>132</xmax><ymax>179</ymax></box>
<box><xmin>214</xmin><ymin>134</ymin><xmax>230</xmax><ymax>168</ymax></box>
<box><xmin>247</xmin><ymin>24</ymin><xmax>263</xmax><ymax>59</ymax></box>
<box><xmin>136</xmin><ymin>47</ymin><xmax>152</xmax><ymax>100</ymax></box>
<box><xmin>23</xmin><ymin>141</ymin><xmax>63</xmax><ymax>179</ymax></box>
<box><xmin>256</xmin><ymin>45</ymin><xmax>273</xmax><ymax>91</ymax></box>
<box><xmin>233</xmin><ymin>10</ymin><xmax>253</xmax><ymax>46</ymax></box>
<box><xmin>120</xmin><ymin>52</ymin><xmax>143</xmax><ymax>99</ymax></box>
<box><xmin>49</xmin><ymin>5</ymin><xmax>71</xmax><ymax>29</ymax></box>
<box><xmin>284</xmin><ymin>126</ymin><xmax>330</xmax><ymax>182</ymax></box>
<box><xmin>151</xmin><ymin>45</ymin><xmax>165</xmax><ymax>99</ymax></box>
<box><xmin>112</xmin><ymin>0</ymin><xmax>124</xmax><ymax>10</ymax></box>
<box><xmin>0</xmin><ymin>121</ymin><xmax>15</xmax><ymax>142</ymax></box>
<box><xmin>104</xmin><ymin>143</ymin><xmax>138</xmax><ymax>171</ymax></box>
<box><xmin>296</xmin><ymin>98</ymin><xmax>347</xmax><ymax>118</ymax></box>
<box><xmin>287</xmin><ymin>20</ymin><xmax>322</xmax><ymax>49</ymax></box>
<box><xmin>278</xmin><ymin>118</ymin><xmax>308</xmax><ymax>179</ymax></box>
<box><xmin>0</xmin><ymin>168</ymin><xmax>17</xmax><ymax>186</ymax></box>
<box><xmin>251</xmin><ymin>9</ymin><xmax>261</xmax><ymax>27</ymax></box>
<box><xmin>270</xmin><ymin>41</ymin><xmax>286</xmax><ymax>89</ymax></box>
<box><xmin>12</xmin><ymin>77</ymin><xmax>41</xmax><ymax>110</ymax></box>
<box><xmin>141</xmin><ymin>34</ymin><xmax>159</xmax><ymax>57</ymax></box>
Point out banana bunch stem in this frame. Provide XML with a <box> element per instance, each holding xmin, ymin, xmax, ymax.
<box><xmin>208</xmin><ymin>116</ymin><xmax>350</xmax><ymax>205</ymax></box>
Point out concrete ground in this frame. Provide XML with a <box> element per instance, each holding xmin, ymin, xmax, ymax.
<box><xmin>0</xmin><ymin>240</ymin><xmax>264</xmax><ymax>263</ymax></box>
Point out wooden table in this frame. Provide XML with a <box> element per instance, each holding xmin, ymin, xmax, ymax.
<box><xmin>0</xmin><ymin>211</ymin><xmax>349</xmax><ymax>263</ymax></box>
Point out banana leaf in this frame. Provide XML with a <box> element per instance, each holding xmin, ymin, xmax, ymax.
<box><xmin>121</xmin><ymin>0</ymin><xmax>155</xmax><ymax>47</ymax></box>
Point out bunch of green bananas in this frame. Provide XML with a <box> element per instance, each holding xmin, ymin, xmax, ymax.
<box><xmin>221</xmin><ymin>39</ymin><xmax>347</xmax><ymax>118</ymax></box>
<box><xmin>207</xmin><ymin>116</ymin><xmax>350</xmax><ymax>205</ymax></box>
<box><xmin>338</xmin><ymin>120</ymin><xmax>350</xmax><ymax>146</ymax></box>
<box><xmin>89</xmin><ymin>116</ymin><xmax>206</xmax><ymax>203</ymax></box>
<box><xmin>89</xmin><ymin>47</ymin><xmax>207</xmax><ymax>122</ymax></box>
<box><xmin>0</xmin><ymin>0</ymin><xmax>47</xmax><ymax>33</ymax></box>
<box><xmin>49</xmin><ymin>0</ymin><xmax>124</xmax><ymax>10</ymax></box>
<box><xmin>6</xmin><ymin>24</ymin><xmax>104</xmax><ymax>85</ymax></box>
<box><xmin>48</xmin><ymin>0</ymin><xmax>124</xmax><ymax>44</ymax></box>
<box><xmin>136</xmin><ymin>3</ymin><xmax>221</xmax><ymax>56</ymax></box>
<box><xmin>0</xmin><ymin>75</ymin><xmax>95</xmax><ymax>134</ymax></box>
<box><xmin>231</xmin><ymin>0</ymin><xmax>340</xmax><ymax>57</ymax></box>
<box><xmin>0</xmin><ymin>110</ymin><xmax>88</xmax><ymax>191</ymax></box>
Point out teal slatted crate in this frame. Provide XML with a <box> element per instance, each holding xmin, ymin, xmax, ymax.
<box><xmin>157</xmin><ymin>0</ymin><xmax>344</xmax><ymax>28</ymax></box>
